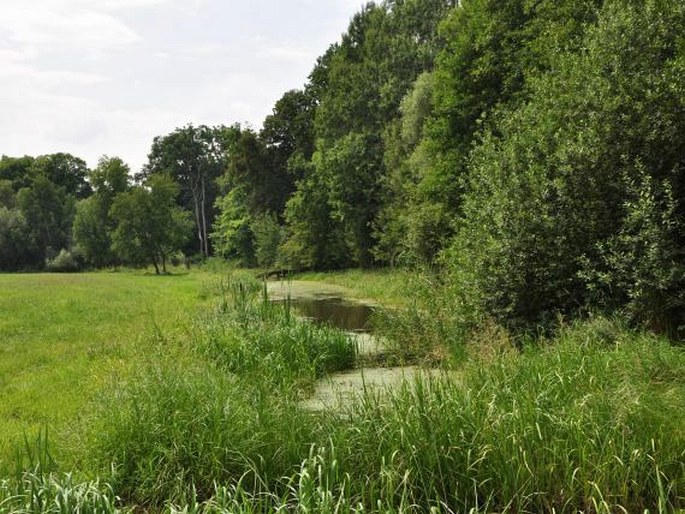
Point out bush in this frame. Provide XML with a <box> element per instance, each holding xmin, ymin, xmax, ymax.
<box><xmin>45</xmin><ymin>249</ymin><xmax>80</xmax><ymax>273</ymax></box>
<box><xmin>446</xmin><ymin>0</ymin><xmax>685</xmax><ymax>334</ymax></box>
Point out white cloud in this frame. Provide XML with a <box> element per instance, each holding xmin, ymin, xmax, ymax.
<box><xmin>0</xmin><ymin>0</ymin><xmax>362</xmax><ymax>170</ymax></box>
<box><xmin>256</xmin><ymin>44</ymin><xmax>314</xmax><ymax>62</ymax></box>
<box><xmin>0</xmin><ymin>5</ymin><xmax>141</xmax><ymax>52</ymax></box>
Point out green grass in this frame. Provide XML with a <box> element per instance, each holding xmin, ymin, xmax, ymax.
<box><xmin>293</xmin><ymin>268</ymin><xmax>419</xmax><ymax>307</ymax></box>
<box><xmin>0</xmin><ymin>268</ymin><xmax>224</xmax><ymax>471</ymax></box>
<box><xmin>83</xmin><ymin>279</ymin><xmax>685</xmax><ymax>512</ymax></box>
<box><xmin>1</xmin><ymin>268</ymin><xmax>683</xmax><ymax>512</ymax></box>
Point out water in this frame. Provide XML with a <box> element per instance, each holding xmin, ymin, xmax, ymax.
<box><xmin>273</xmin><ymin>296</ymin><xmax>375</xmax><ymax>333</ymax></box>
<box><xmin>266</xmin><ymin>280</ymin><xmax>449</xmax><ymax>411</ymax></box>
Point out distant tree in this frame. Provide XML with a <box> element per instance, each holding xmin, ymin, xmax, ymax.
<box><xmin>142</xmin><ymin>124</ymin><xmax>240</xmax><ymax>257</ymax></box>
<box><xmin>321</xmin><ymin>131</ymin><xmax>383</xmax><ymax>268</ymax></box>
<box><xmin>110</xmin><ymin>175</ymin><xmax>192</xmax><ymax>274</ymax></box>
<box><xmin>73</xmin><ymin>156</ymin><xmax>131</xmax><ymax>267</ymax></box>
<box><xmin>261</xmin><ymin>89</ymin><xmax>317</xmax><ymax>184</ymax></box>
<box><xmin>17</xmin><ymin>175</ymin><xmax>76</xmax><ymax>264</ymax></box>
<box><xmin>224</xmin><ymin>130</ymin><xmax>280</xmax><ymax>215</ymax></box>
<box><xmin>30</xmin><ymin>153</ymin><xmax>92</xmax><ymax>199</ymax></box>
<box><xmin>0</xmin><ymin>180</ymin><xmax>17</xmax><ymax>209</ymax></box>
<box><xmin>281</xmin><ymin>157</ymin><xmax>348</xmax><ymax>270</ymax></box>
<box><xmin>89</xmin><ymin>156</ymin><xmax>130</xmax><ymax>199</ymax></box>
<box><xmin>0</xmin><ymin>155</ymin><xmax>34</xmax><ymax>191</ymax></box>
<box><xmin>73</xmin><ymin>197</ymin><xmax>110</xmax><ymax>268</ymax></box>
<box><xmin>0</xmin><ymin>207</ymin><xmax>33</xmax><ymax>270</ymax></box>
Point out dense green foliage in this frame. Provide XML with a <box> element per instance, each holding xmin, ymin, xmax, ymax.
<box><xmin>140</xmin><ymin>124</ymin><xmax>241</xmax><ymax>258</ymax></box>
<box><xmin>201</xmin><ymin>0</ymin><xmax>685</xmax><ymax>337</ymax></box>
<box><xmin>447</xmin><ymin>0</ymin><xmax>685</xmax><ymax>335</ymax></box>
<box><xmin>3</xmin><ymin>0</ymin><xmax>682</xmax><ymax>337</ymax></box>
<box><xmin>73</xmin><ymin>157</ymin><xmax>131</xmax><ymax>268</ymax></box>
<box><xmin>110</xmin><ymin>175</ymin><xmax>192</xmax><ymax>274</ymax></box>
<box><xmin>4</xmin><ymin>1</ymin><xmax>684</xmax><ymax>511</ymax></box>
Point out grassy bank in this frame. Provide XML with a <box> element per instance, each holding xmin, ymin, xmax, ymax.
<box><xmin>1</xmin><ymin>270</ymin><xmax>683</xmax><ymax>512</ymax></box>
<box><xmin>293</xmin><ymin>268</ymin><xmax>419</xmax><ymax>307</ymax></box>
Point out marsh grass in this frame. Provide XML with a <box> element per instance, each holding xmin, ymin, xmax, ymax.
<box><xmin>80</xmin><ymin>274</ymin><xmax>356</xmax><ymax>506</ymax></box>
<box><xmin>324</xmin><ymin>318</ymin><xmax>685</xmax><ymax>512</ymax></box>
<box><xmin>193</xmin><ymin>277</ymin><xmax>356</xmax><ymax>392</ymax></box>
<box><xmin>1</xmin><ymin>428</ymin><xmax>125</xmax><ymax>513</ymax></box>
<box><xmin>0</xmin><ymin>471</ymin><xmax>125</xmax><ymax>514</ymax></box>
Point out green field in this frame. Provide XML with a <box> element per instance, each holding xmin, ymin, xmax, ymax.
<box><xmin>0</xmin><ymin>270</ymin><xmax>683</xmax><ymax>513</ymax></box>
<box><xmin>0</xmin><ymin>269</ymin><xmax>223</xmax><ymax>468</ymax></box>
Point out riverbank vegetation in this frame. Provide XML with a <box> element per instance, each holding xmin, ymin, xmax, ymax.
<box><xmin>2</xmin><ymin>0</ymin><xmax>683</xmax><ymax>340</ymax></box>
<box><xmin>1</xmin><ymin>271</ymin><xmax>683</xmax><ymax>512</ymax></box>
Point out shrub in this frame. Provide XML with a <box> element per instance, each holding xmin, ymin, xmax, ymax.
<box><xmin>45</xmin><ymin>249</ymin><xmax>80</xmax><ymax>273</ymax></box>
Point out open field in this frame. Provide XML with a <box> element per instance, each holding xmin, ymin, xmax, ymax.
<box><xmin>0</xmin><ymin>269</ymin><xmax>223</xmax><ymax>469</ymax></box>
<box><xmin>0</xmin><ymin>269</ymin><xmax>683</xmax><ymax>512</ymax></box>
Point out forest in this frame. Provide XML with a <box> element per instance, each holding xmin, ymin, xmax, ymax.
<box><xmin>2</xmin><ymin>0</ymin><xmax>683</xmax><ymax>338</ymax></box>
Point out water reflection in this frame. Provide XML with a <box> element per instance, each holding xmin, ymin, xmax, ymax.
<box><xmin>274</xmin><ymin>296</ymin><xmax>375</xmax><ymax>333</ymax></box>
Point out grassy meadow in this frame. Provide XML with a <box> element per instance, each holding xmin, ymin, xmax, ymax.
<box><xmin>0</xmin><ymin>269</ymin><xmax>683</xmax><ymax>513</ymax></box>
<box><xmin>0</xmin><ymin>269</ymin><xmax>222</xmax><ymax>469</ymax></box>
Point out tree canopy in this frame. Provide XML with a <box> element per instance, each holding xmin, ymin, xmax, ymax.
<box><xmin>2</xmin><ymin>0</ymin><xmax>684</xmax><ymax>338</ymax></box>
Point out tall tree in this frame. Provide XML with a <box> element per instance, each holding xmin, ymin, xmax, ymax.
<box><xmin>73</xmin><ymin>156</ymin><xmax>131</xmax><ymax>267</ymax></box>
<box><xmin>0</xmin><ymin>156</ymin><xmax>34</xmax><ymax>191</ymax></box>
<box><xmin>30</xmin><ymin>153</ymin><xmax>92</xmax><ymax>199</ymax></box>
<box><xmin>282</xmin><ymin>0</ymin><xmax>455</xmax><ymax>268</ymax></box>
<box><xmin>0</xmin><ymin>207</ymin><xmax>33</xmax><ymax>270</ymax></box>
<box><xmin>261</xmin><ymin>89</ymin><xmax>317</xmax><ymax>182</ymax></box>
<box><xmin>17</xmin><ymin>175</ymin><xmax>76</xmax><ymax>264</ymax></box>
<box><xmin>142</xmin><ymin>124</ymin><xmax>240</xmax><ymax>257</ymax></box>
<box><xmin>403</xmin><ymin>0</ymin><xmax>603</xmax><ymax>263</ymax></box>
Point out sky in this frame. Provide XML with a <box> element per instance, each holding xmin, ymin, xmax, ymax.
<box><xmin>0</xmin><ymin>0</ymin><xmax>362</xmax><ymax>173</ymax></box>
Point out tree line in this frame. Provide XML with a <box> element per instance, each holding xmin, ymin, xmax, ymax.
<box><xmin>2</xmin><ymin>0</ymin><xmax>683</xmax><ymax>337</ymax></box>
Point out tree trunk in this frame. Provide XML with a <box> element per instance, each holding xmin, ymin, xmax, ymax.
<box><xmin>193</xmin><ymin>192</ymin><xmax>203</xmax><ymax>256</ymax></box>
<box><xmin>152</xmin><ymin>255</ymin><xmax>160</xmax><ymax>275</ymax></box>
<box><xmin>200</xmin><ymin>175</ymin><xmax>209</xmax><ymax>257</ymax></box>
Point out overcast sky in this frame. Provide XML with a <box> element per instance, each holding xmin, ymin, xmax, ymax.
<box><xmin>0</xmin><ymin>0</ymin><xmax>362</xmax><ymax>172</ymax></box>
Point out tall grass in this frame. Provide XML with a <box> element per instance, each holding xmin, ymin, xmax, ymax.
<box><xmin>1</xmin><ymin>428</ymin><xmax>126</xmax><ymax>513</ymax></box>
<box><xmin>76</xmin><ymin>272</ymin><xmax>684</xmax><ymax>512</ymax></box>
<box><xmin>80</xmin><ymin>274</ymin><xmax>356</xmax><ymax>506</ymax></box>
<box><xmin>193</xmin><ymin>277</ymin><xmax>355</xmax><ymax>392</ymax></box>
<box><xmin>322</xmin><ymin>317</ymin><xmax>685</xmax><ymax>512</ymax></box>
<box><xmin>0</xmin><ymin>472</ymin><xmax>125</xmax><ymax>514</ymax></box>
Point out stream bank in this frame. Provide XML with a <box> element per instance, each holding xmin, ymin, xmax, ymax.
<box><xmin>266</xmin><ymin>280</ymin><xmax>444</xmax><ymax>411</ymax></box>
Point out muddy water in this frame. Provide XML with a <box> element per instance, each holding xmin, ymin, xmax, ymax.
<box><xmin>272</xmin><ymin>296</ymin><xmax>375</xmax><ymax>333</ymax></box>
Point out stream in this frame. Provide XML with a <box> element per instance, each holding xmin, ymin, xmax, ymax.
<box><xmin>267</xmin><ymin>280</ymin><xmax>440</xmax><ymax>411</ymax></box>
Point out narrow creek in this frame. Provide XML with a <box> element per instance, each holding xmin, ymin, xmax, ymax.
<box><xmin>267</xmin><ymin>280</ymin><xmax>440</xmax><ymax>411</ymax></box>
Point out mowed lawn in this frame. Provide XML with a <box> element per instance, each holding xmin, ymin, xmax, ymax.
<box><xmin>0</xmin><ymin>269</ymin><xmax>220</xmax><ymax>469</ymax></box>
